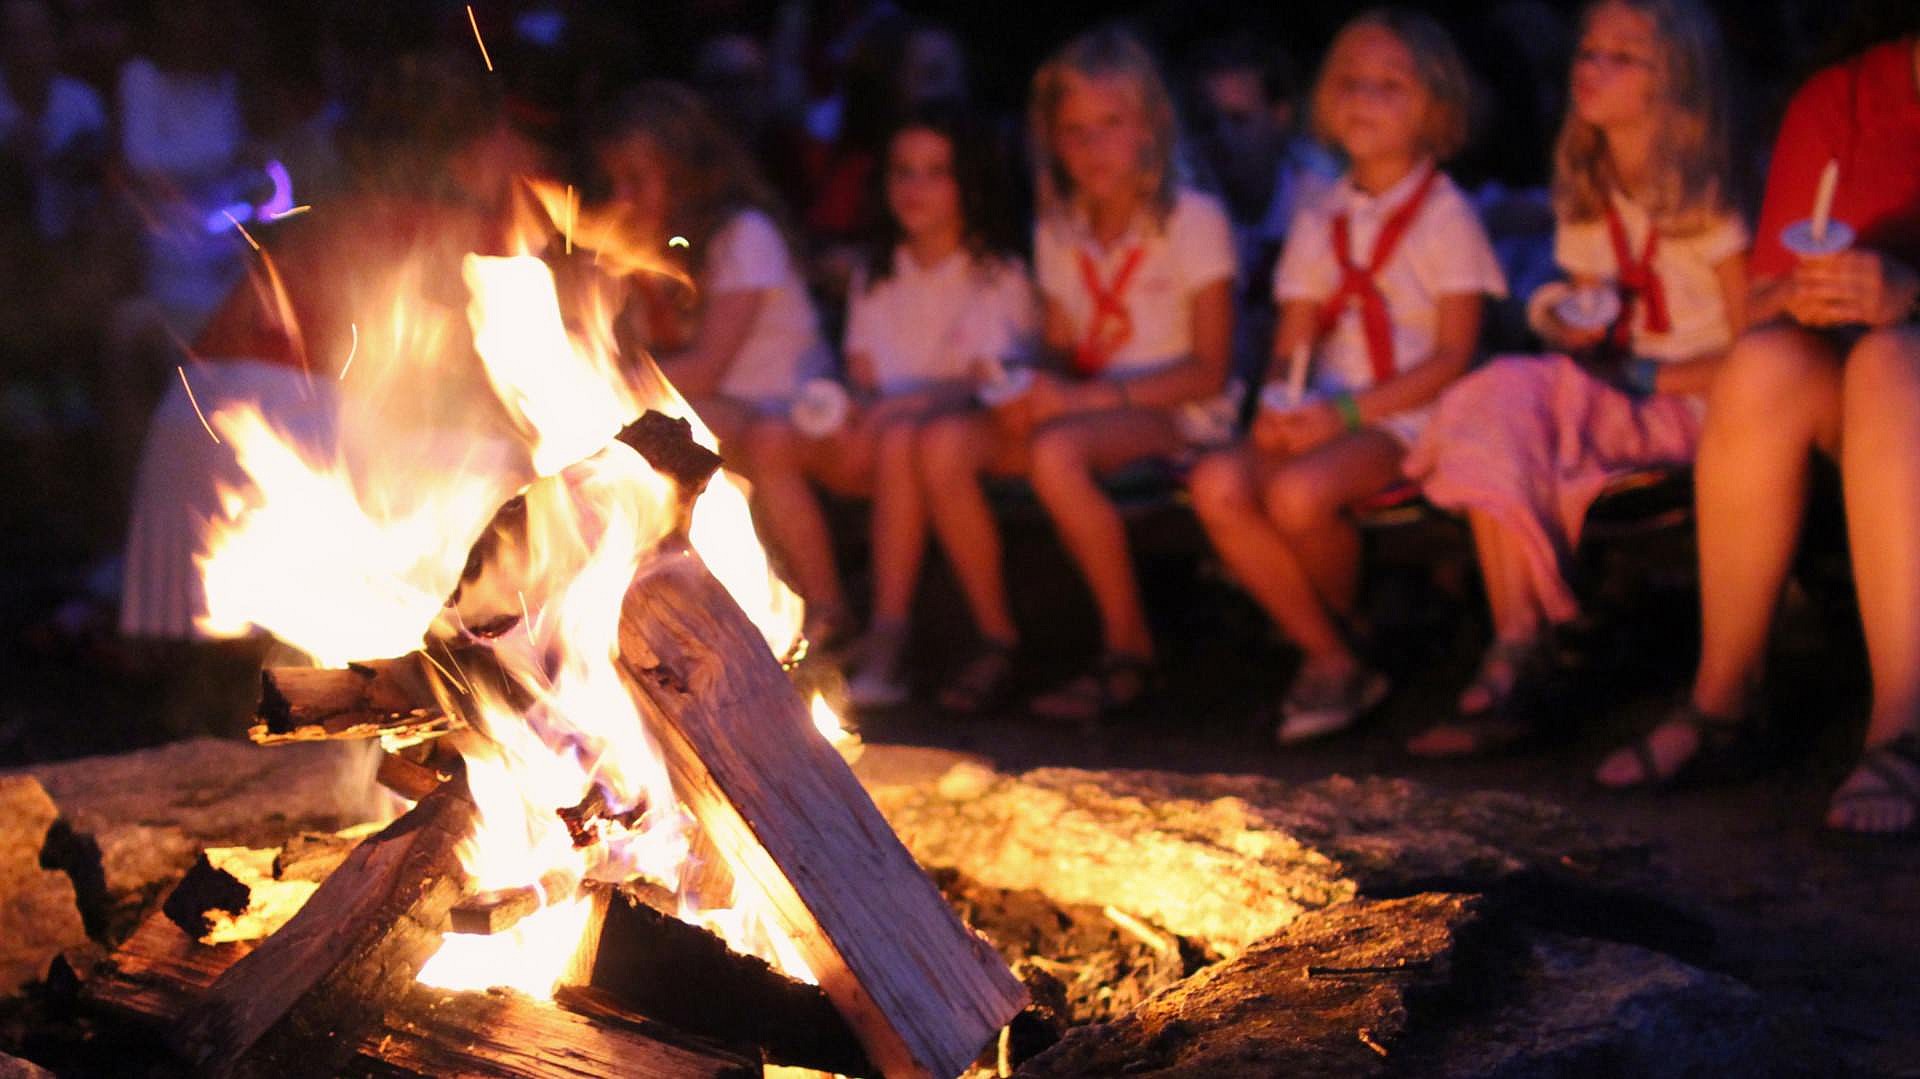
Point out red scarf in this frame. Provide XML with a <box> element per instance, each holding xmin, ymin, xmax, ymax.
<box><xmin>1603</xmin><ymin>199</ymin><xmax>1671</xmax><ymax>348</ymax></box>
<box><xmin>1071</xmin><ymin>245</ymin><xmax>1146</xmax><ymax>377</ymax></box>
<box><xmin>1314</xmin><ymin>166</ymin><xmax>1441</xmax><ymax>383</ymax></box>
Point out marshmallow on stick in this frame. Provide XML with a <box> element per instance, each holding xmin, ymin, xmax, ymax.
<box><xmin>1811</xmin><ymin>158</ymin><xmax>1840</xmax><ymax>247</ymax></box>
<box><xmin>1284</xmin><ymin>342</ymin><xmax>1311</xmax><ymax>407</ymax></box>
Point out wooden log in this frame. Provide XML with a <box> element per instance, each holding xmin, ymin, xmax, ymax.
<box><xmin>85</xmin><ymin>911</ymin><xmax>758</xmax><ymax>1079</ymax></box>
<box><xmin>252</xmin><ymin>656</ymin><xmax>458</xmax><ymax>744</ymax></box>
<box><xmin>589</xmin><ymin>882</ymin><xmax>871</xmax><ymax>1075</ymax></box>
<box><xmin>615</xmin><ymin>546</ymin><xmax>1027</xmax><ymax>1078</ymax></box>
<box><xmin>172</xmin><ymin>779</ymin><xmax>476</xmax><ymax>1078</ymax></box>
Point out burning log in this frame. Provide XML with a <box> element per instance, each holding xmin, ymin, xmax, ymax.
<box><xmin>588</xmin><ymin>882</ymin><xmax>872</xmax><ymax>1075</ymax></box>
<box><xmin>172</xmin><ymin>778</ymin><xmax>476</xmax><ymax>1077</ymax></box>
<box><xmin>614</xmin><ymin>543</ymin><xmax>1028</xmax><ymax>1077</ymax></box>
<box><xmin>252</xmin><ymin>656</ymin><xmax>457</xmax><ymax>744</ymax></box>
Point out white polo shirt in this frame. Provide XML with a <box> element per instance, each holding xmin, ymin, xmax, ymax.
<box><xmin>1553</xmin><ymin>194</ymin><xmax>1747</xmax><ymax>363</ymax></box>
<box><xmin>1033</xmin><ymin>187</ymin><xmax>1236</xmax><ymax>377</ymax></box>
<box><xmin>844</xmin><ymin>248</ymin><xmax>1037</xmax><ymax>396</ymax></box>
<box><xmin>1276</xmin><ymin>164</ymin><xmax>1507</xmax><ymax>396</ymax></box>
<box><xmin>704</xmin><ymin>208</ymin><xmax>833</xmax><ymax>406</ymax></box>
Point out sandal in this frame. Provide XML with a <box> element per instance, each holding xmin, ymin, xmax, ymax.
<box><xmin>1406</xmin><ymin>711</ymin><xmax>1537</xmax><ymax>758</ymax></box>
<box><xmin>1276</xmin><ymin>664</ymin><xmax>1390</xmax><ymax>745</ymax></box>
<box><xmin>1456</xmin><ymin>638</ymin><xmax>1549</xmax><ymax>718</ymax></box>
<box><xmin>1028</xmin><ymin>652</ymin><xmax>1155</xmax><ymax>724</ymax></box>
<box><xmin>1826</xmin><ymin>733</ymin><xmax>1920</xmax><ymax>837</ymax></box>
<box><xmin>1595</xmin><ymin>700</ymin><xmax>1763</xmax><ymax>790</ymax></box>
<box><xmin>938</xmin><ymin>639</ymin><xmax>1018</xmax><ymax>715</ymax></box>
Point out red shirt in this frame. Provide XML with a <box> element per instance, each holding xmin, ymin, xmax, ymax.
<box><xmin>1752</xmin><ymin>38</ymin><xmax>1920</xmax><ymax>280</ymax></box>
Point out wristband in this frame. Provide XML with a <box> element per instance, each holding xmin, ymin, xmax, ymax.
<box><xmin>1332</xmin><ymin>393</ymin><xmax>1364</xmax><ymax>432</ymax></box>
<box><xmin>1622</xmin><ymin>358</ymin><xmax>1660</xmax><ymax>397</ymax></box>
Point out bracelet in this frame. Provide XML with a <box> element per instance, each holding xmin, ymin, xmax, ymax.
<box><xmin>1622</xmin><ymin>358</ymin><xmax>1661</xmax><ymax>397</ymax></box>
<box><xmin>1332</xmin><ymin>393</ymin><xmax>1363</xmax><ymax>432</ymax></box>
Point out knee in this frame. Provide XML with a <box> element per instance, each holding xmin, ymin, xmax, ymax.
<box><xmin>1710</xmin><ymin>325</ymin><xmax>1838</xmax><ymax>419</ymax></box>
<box><xmin>1188</xmin><ymin>452</ymin><xmax>1254</xmax><ymax>520</ymax></box>
<box><xmin>876</xmin><ymin>419</ymin><xmax>918</xmax><ymax>460</ymax></box>
<box><xmin>1263</xmin><ymin>471</ymin><xmax>1336</xmax><ymax>534</ymax></box>
<box><xmin>1844</xmin><ymin>325</ymin><xmax>1920</xmax><ymax>402</ymax></box>
<box><xmin>1027</xmin><ymin>428</ymin><xmax>1091</xmax><ymax>497</ymax></box>
<box><xmin>740</xmin><ymin>420</ymin><xmax>800</xmax><ymax>478</ymax></box>
<box><xmin>916</xmin><ymin>418</ymin><xmax>973</xmax><ymax>483</ymax></box>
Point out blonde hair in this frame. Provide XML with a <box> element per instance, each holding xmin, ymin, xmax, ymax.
<box><xmin>1552</xmin><ymin>0</ymin><xmax>1732</xmax><ymax>234</ymax></box>
<box><xmin>1028</xmin><ymin>26</ymin><xmax>1180</xmax><ymax>221</ymax></box>
<box><xmin>1310</xmin><ymin>8</ymin><xmax>1473</xmax><ymax>163</ymax></box>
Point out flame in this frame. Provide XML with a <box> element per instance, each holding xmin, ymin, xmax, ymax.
<box><xmin>195</xmin><ymin>177</ymin><xmax>817</xmax><ymax>1000</ymax></box>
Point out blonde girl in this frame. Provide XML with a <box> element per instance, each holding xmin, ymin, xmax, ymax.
<box><xmin>744</xmin><ymin>105</ymin><xmax>1037</xmax><ymax>705</ymax></box>
<box><xmin>1403</xmin><ymin>0</ymin><xmax>1746</xmax><ymax>757</ymax></box>
<box><xmin>592</xmin><ymin>82</ymin><xmax>831</xmax><ymax>453</ymax></box>
<box><xmin>916</xmin><ymin>27</ymin><xmax>1235</xmax><ymax>719</ymax></box>
<box><xmin>1188</xmin><ymin>8</ymin><xmax>1505</xmax><ymax>743</ymax></box>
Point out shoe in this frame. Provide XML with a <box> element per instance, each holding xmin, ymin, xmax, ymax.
<box><xmin>1277</xmin><ymin>664</ymin><xmax>1390</xmax><ymax>745</ymax></box>
<box><xmin>847</xmin><ymin>631</ymin><xmax>911</xmax><ymax>710</ymax></box>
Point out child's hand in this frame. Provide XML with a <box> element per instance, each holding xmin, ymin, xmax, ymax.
<box><xmin>1265</xmin><ymin>402</ymin><xmax>1345</xmax><ymax>454</ymax></box>
<box><xmin>1539</xmin><ymin>309</ymin><xmax>1609</xmax><ymax>354</ymax></box>
<box><xmin>1787</xmin><ymin>251</ymin><xmax>1920</xmax><ymax>328</ymax></box>
<box><xmin>1026</xmin><ymin>372</ymin><xmax>1084</xmax><ymax>426</ymax></box>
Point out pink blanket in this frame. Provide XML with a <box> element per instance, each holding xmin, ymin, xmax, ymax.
<box><xmin>1402</xmin><ymin>354</ymin><xmax>1702</xmax><ymax>623</ymax></box>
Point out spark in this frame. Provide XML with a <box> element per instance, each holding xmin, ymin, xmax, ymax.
<box><xmin>564</xmin><ymin>184</ymin><xmax>574</xmax><ymax>255</ymax></box>
<box><xmin>466</xmin><ymin>5</ymin><xmax>494</xmax><ymax>71</ymax></box>
<box><xmin>176</xmin><ymin>365</ymin><xmax>220</xmax><ymax>444</ymax></box>
<box><xmin>667</xmin><ymin>235</ymin><xmax>689</xmax><ymax>248</ymax></box>
<box><xmin>338</xmin><ymin>323</ymin><xmax>358</xmax><ymax>380</ymax></box>
<box><xmin>222</xmin><ymin>210</ymin><xmax>260</xmax><ymax>251</ymax></box>
<box><xmin>269</xmin><ymin>204</ymin><xmax>312</xmax><ymax>220</ymax></box>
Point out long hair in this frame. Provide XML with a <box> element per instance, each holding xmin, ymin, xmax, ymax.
<box><xmin>591</xmin><ymin>80</ymin><xmax>794</xmax><ymax>272</ymax></box>
<box><xmin>862</xmin><ymin>102</ymin><xmax>1020</xmax><ymax>290</ymax></box>
<box><xmin>1027</xmin><ymin>26</ymin><xmax>1180</xmax><ymax>223</ymax></box>
<box><xmin>1552</xmin><ymin>0</ymin><xmax>1733</xmax><ymax>233</ymax></box>
<box><xmin>1310</xmin><ymin>8</ymin><xmax>1474</xmax><ymax>163</ymax></box>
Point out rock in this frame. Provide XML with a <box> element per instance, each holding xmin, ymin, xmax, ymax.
<box><xmin>0</xmin><ymin>1050</ymin><xmax>54</xmax><ymax>1078</ymax></box>
<box><xmin>1424</xmin><ymin>933</ymin><xmax>1770</xmax><ymax>1078</ymax></box>
<box><xmin>1017</xmin><ymin>893</ymin><xmax>1486</xmax><ymax>1078</ymax></box>
<box><xmin>0</xmin><ymin>777</ymin><xmax>89</xmax><ymax>995</ymax></box>
<box><xmin>867</xmin><ymin>762</ymin><xmax>1651</xmax><ymax>955</ymax></box>
<box><xmin>11</xmin><ymin>738</ymin><xmax>388</xmax><ymax>935</ymax></box>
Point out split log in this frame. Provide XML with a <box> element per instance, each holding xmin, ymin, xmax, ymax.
<box><xmin>252</xmin><ymin>656</ymin><xmax>456</xmax><ymax>744</ymax></box>
<box><xmin>615</xmin><ymin>546</ymin><xmax>1027</xmax><ymax>1078</ymax></box>
<box><xmin>589</xmin><ymin>882</ymin><xmax>870</xmax><ymax>1075</ymax></box>
<box><xmin>85</xmin><ymin>911</ymin><xmax>758</xmax><ymax>1078</ymax></box>
<box><xmin>172</xmin><ymin>779</ymin><xmax>475</xmax><ymax>1078</ymax></box>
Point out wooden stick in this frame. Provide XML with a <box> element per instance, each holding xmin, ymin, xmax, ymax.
<box><xmin>172</xmin><ymin>779</ymin><xmax>476</xmax><ymax>1078</ymax></box>
<box><xmin>615</xmin><ymin>546</ymin><xmax>1027</xmax><ymax>1078</ymax></box>
<box><xmin>1811</xmin><ymin>158</ymin><xmax>1840</xmax><ymax>246</ymax></box>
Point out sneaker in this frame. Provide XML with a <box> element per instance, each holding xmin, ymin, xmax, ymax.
<box><xmin>1277</xmin><ymin>665</ymin><xmax>1390</xmax><ymax>745</ymax></box>
<box><xmin>846</xmin><ymin>627</ymin><xmax>911</xmax><ymax>710</ymax></box>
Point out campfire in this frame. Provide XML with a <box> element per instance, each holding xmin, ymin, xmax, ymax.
<box><xmin>93</xmin><ymin>189</ymin><xmax>1026</xmax><ymax>1077</ymax></box>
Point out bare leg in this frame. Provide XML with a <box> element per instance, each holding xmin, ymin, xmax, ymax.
<box><xmin>1027</xmin><ymin>409</ymin><xmax>1182</xmax><ymax>659</ymax></box>
<box><xmin>1830</xmin><ymin>326</ymin><xmax>1920</xmax><ymax>832</ymax></box>
<box><xmin>1596</xmin><ymin>326</ymin><xmax>1842</xmax><ymax>786</ymax></box>
<box><xmin>1260</xmin><ymin>430</ymin><xmax>1406</xmax><ymax>673</ymax></box>
<box><xmin>918</xmin><ymin>413</ymin><xmax>1022</xmax><ymax>645</ymax></box>
<box><xmin>742</xmin><ymin>419</ymin><xmax>847</xmax><ymax>628</ymax></box>
<box><xmin>867</xmin><ymin>419</ymin><xmax>927</xmax><ymax>628</ymax></box>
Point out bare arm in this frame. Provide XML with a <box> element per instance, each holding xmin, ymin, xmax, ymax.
<box><xmin>1653</xmin><ymin>253</ymin><xmax>1747</xmax><ymax>397</ymax></box>
<box><xmin>1349</xmin><ymin>292</ymin><xmax>1482</xmax><ymax>423</ymax></box>
<box><xmin>656</xmin><ymin>288</ymin><xmax>767</xmax><ymax>399</ymax></box>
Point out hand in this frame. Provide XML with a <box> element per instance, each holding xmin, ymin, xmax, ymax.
<box><xmin>1026</xmin><ymin>371</ymin><xmax>1085</xmax><ymax>426</ymax></box>
<box><xmin>1259</xmin><ymin>401</ymin><xmax>1345</xmax><ymax>454</ymax></box>
<box><xmin>1539</xmin><ymin>308</ymin><xmax>1609</xmax><ymax>354</ymax></box>
<box><xmin>1787</xmin><ymin>251</ymin><xmax>1920</xmax><ymax>328</ymax></box>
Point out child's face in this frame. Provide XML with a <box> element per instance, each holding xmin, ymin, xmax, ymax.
<box><xmin>886</xmin><ymin>127</ymin><xmax>963</xmax><ymax>242</ymax></box>
<box><xmin>1052</xmin><ymin>71</ymin><xmax>1154</xmax><ymax>206</ymax></box>
<box><xmin>1322</xmin><ymin>26</ymin><xmax>1432</xmax><ymax>165</ymax></box>
<box><xmin>597</xmin><ymin>134</ymin><xmax>671</xmax><ymax>234</ymax></box>
<box><xmin>1571</xmin><ymin>3</ymin><xmax>1660</xmax><ymax>131</ymax></box>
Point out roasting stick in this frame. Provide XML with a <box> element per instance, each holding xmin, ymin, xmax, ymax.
<box><xmin>1810</xmin><ymin>158</ymin><xmax>1840</xmax><ymax>248</ymax></box>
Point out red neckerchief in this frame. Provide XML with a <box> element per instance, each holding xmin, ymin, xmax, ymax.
<box><xmin>1602</xmin><ymin>198</ymin><xmax>1672</xmax><ymax>348</ymax></box>
<box><xmin>1071</xmin><ymin>245</ymin><xmax>1146</xmax><ymax>376</ymax></box>
<box><xmin>1315</xmin><ymin>166</ymin><xmax>1441</xmax><ymax>383</ymax></box>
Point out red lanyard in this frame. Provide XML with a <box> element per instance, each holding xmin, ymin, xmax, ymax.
<box><xmin>1071</xmin><ymin>245</ymin><xmax>1146</xmax><ymax>376</ymax></box>
<box><xmin>1603</xmin><ymin>199</ymin><xmax>1671</xmax><ymax>347</ymax></box>
<box><xmin>1314</xmin><ymin>166</ymin><xmax>1440</xmax><ymax>384</ymax></box>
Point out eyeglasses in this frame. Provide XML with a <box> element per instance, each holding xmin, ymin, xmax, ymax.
<box><xmin>1574</xmin><ymin>47</ymin><xmax>1656</xmax><ymax>71</ymax></box>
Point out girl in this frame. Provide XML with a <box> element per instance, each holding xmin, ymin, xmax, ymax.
<box><xmin>592</xmin><ymin>82</ymin><xmax>832</xmax><ymax>454</ymax></box>
<box><xmin>1189</xmin><ymin>8</ymin><xmax>1504</xmax><ymax>743</ymax></box>
<box><xmin>744</xmin><ymin>104</ymin><xmax>1037</xmax><ymax>705</ymax></box>
<box><xmin>916</xmin><ymin>27</ymin><xmax>1235</xmax><ymax>719</ymax></box>
<box><xmin>1403</xmin><ymin>0</ymin><xmax>1746</xmax><ymax>756</ymax></box>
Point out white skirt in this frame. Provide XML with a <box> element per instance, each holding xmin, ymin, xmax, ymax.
<box><xmin>118</xmin><ymin>360</ymin><xmax>333</xmax><ymax>640</ymax></box>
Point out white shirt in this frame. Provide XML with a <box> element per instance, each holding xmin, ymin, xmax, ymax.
<box><xmin>0</xmin><ymin>69</ymin><xmax>107</xmax><ymax>238</ymax></box>
<box><xmin>1033</xmin><ymin>187</ymin><xmax>1236</xmax><ymax>376</ymax></box>
<box><xmin>1276</xmin><ymin>165</ymin><xmax>1507</xmax><ymax>397</ymax></box>
<box><xmin>1553</xmin><ymin>194</ymin><xmax>1747</xmax><ymax>363</ymax></box>
<box><xmin>116</xmin><ymin>58</ymin><xmax>243</xmax><ymax>183</ymax></box>
<box><xmin>703</xmin><ymin>208</ymin><xmax>832</xmax><ymax>405</ymax></box>
<box><xmin>845</xmin><ymin>248</ymin><xmax>1037</xmax><ymax>395</ymax></box>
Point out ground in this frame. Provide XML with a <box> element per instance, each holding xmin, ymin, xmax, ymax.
<box><xmin>3</xmin><ymin>500</ymin><xmax>1916</xmax><ymax>1075</ymax></box>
